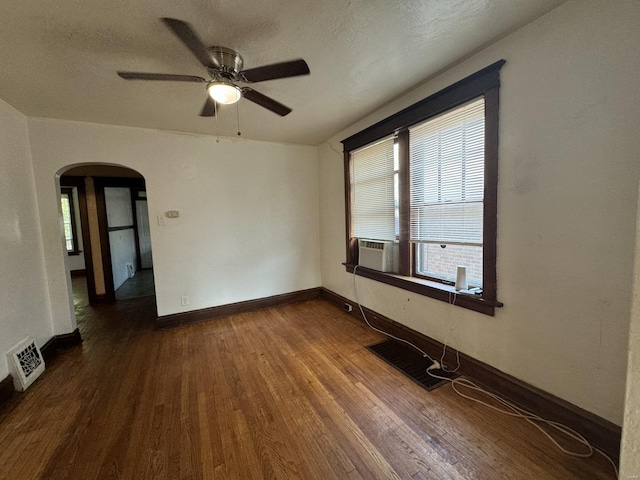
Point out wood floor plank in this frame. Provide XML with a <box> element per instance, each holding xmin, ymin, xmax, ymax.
<box><xmin>249</xmin><ymin>310</ymin><xmax>360</xmax><ymax>479</ymax></box>
<box><xmin>0</xmin><ymin>287</ymin><xmax>617</xmax><ymax>480</ymax></box>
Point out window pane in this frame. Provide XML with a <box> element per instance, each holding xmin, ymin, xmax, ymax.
<box><xmin>61</xmin><ymin>194</ymin><xmax>74</xmax><ymax>252</ymax></box>
<box><xmin>409</xmin><ymin>97</ymin><xmax>485</xmax><ymax>246</ymax></box>
<box><xmin>416</xmin><ymin>243</ymin><xmax>483</xmax><ymax>287</ymax></box>
<box><xmin>61</xmin><ymin>196</ymin><xmax>71</xmax><ymax>223</ymax></box>
<box><xmin>351</xmin><ymin>136</ymin><xmax>396</xmax><ymax>241</ymax></box>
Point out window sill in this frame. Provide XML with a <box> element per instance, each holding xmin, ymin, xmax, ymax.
<box><xmin>343</xmin><ymin>263</ymin><xmax>502</xmax><ymax>316</ymax></box>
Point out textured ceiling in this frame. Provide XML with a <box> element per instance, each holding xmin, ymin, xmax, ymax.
<box><xmin>0</xmin><ymin>0</ymin><xmax>566</xmax><ymax>145</ymax></box>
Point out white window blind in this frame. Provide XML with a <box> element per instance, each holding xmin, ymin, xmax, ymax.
<box><xmin>351</xmin><ymin>136</ymin><xmax>396</xmax><ymax>241</ymax></box>
<box><xmin>409</xmin><ymin>97</ymin><xmax>485</xmax><ymax>246</ymax></box>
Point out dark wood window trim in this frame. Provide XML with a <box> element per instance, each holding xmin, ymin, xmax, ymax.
<box><xmin>342</xmin><ymin>60</ymin><xmax>505</xmax><ymax>316</ymax></box>
<box><xmin>60</xmin><ymin>187</ymin><xmax>80</xmax><ymax>256</ymax></box>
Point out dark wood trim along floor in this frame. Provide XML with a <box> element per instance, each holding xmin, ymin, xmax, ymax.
<box><xmin>156</xmin><ymin>287</ymin><xmax>322</xmax><ymax>328</ymax></box>
<box><xmin>40</xmin><ymin>328</ymin><xmax>83</xmax><ymax>363</ymax></box>
<box><xmin>320</xmin><ymin>287</ymin><xmax>622</xmax><ymax>463</ymax></box>
<box><xmin>0</xmin><ymin>375</ymin><xmax>13</xmax><ymax>409</ymax></box>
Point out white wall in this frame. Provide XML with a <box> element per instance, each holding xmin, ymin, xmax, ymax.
<box><xmin>105</xmin><ymin>187</ymin><xmax>134</xmax><ymax>228</ymax></box>
<box><xmin>27</xmin><ymin>118</ymin><xmax>321</xmax><ymax>322</ymax></box>
<box><xmin>109</xmin><ymin>229</ymin><xmax>137</xmax><ymax>291</ymax></box>
<box><xmin>0</xmin><ymin>99</ymin><xmax>53</xmax><ymax>379</ymax></box>
<box><xmin>621</xmin><ymin>185</ymin><xmax>640</xmax><ymax>478</ymax></box>
<box><xmin>319</xmin><ymin>0</ymin><xmax>640</xmax><ymax>425</ymax></box>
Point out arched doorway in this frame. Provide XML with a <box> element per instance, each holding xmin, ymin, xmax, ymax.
<box><xmin>58</xmin><ymin>164</ymin><xmax>155</xmax><ymax>308</ymax></box>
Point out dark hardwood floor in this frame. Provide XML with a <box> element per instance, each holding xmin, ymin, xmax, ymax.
<box><xmin>115</xmin><ymin>269</ymin><xmax>155</xmax><ymax>300</ymax></box>
<box><xmin>0</xmin><ymin>287</ymin><xmax>616</xmax><ymax>479</ymax></box>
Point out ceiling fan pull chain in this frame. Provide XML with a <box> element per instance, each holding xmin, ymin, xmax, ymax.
<box><xmin>215</xmin><ymin>101</ymin><xmax>220</xmax><ymax>143</ymax></box>
<box><xmin>236</xmin><ymin>102</ymin><xmax>241</xmax><ymax>136</ymax></box>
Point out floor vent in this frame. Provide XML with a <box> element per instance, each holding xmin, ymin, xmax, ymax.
<box><xmin>7</xmin><ymin>338</ymin><xmax>45</xmax><ymax>391</ymax></box>
<box><xmin>367</xmin><ymin>339</ymin><xmax>456</xmax><ymax>391</ymax></box>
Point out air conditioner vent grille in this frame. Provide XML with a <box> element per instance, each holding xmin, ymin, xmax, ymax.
<box><xmin>361</xmin><ymin>240</ymin><xmax>384</xmax><ymax>250</ymax></box>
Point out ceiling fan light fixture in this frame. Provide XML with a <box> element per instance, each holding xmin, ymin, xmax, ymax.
<box><xmin>207</xmin><ymin>81</ymin><xmax>242</xmax><ymax>105</ymax></box>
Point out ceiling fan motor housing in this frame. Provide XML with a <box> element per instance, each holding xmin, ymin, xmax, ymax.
<box><xmin>207</xmin><ymin>46</ymin><xmax>243</xmax><ymax>80</ymax></box>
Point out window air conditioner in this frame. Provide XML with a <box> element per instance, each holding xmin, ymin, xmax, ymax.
<box><xmin>358</xmin><ymin>239</ymin><xmax>395</xmax><ymax>272</ymax></box>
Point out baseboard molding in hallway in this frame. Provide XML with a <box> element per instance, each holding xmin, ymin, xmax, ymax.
<box><xmin>155</xmin><ymin>287</ymin><xmax>322</xmax><ymax>328</ymax></box>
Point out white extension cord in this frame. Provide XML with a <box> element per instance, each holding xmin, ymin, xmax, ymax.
<box><xmin>351</xmin><ymin>266</ymin><xmax>619</xmax><ymax>478</ymax></box>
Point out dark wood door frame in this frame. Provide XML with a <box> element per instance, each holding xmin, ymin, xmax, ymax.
<box><xmin>61</xmin><ymin>175</ymin><xmax>146</xmax><ymax>306</ymax></box>
<box><xmin>60</xmin><ymin>176</ymin><xmax>102</xmax><ymax>305</ymax></box>
<box><xmin>130</xmin><ymin>189</ymin><xmax>147</xmax><ymax>271</ymax></box>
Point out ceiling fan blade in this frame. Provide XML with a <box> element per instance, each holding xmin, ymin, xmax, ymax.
<box><xmin>117</xmin><ymin>72</ymin><xmax>206</xmax><ymax>82</ymax></box>
<box><xmin>240</xmin><ymin>59</ymin><xmax>309</xmax><ymax>83</ymax></box>
<box><xmin>200</xmin><ymin>97</ymin><xmax>217</xmax><ymax>117</ymax></box>
<box><xmin>242</xmin><ymin>88</ymin><xmax>292</xmax><ymax>116</ymax></box>
<box><xmin>160</xmin><ymin>18</ymin><xmax>218</xmax><ymax>69</ymax></box>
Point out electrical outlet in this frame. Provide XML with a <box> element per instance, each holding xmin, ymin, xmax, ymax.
<box><xmin>181</xmin><ymin>295</ymin><xmax>190</xmax><ymax>306</ymax></box>
<box><xmin>344</xmin><ymin>303</ymin><xmax>353</xmax><ymax>312</ymax></box>
<box><xmin>157</xmin><ymin>216</ymin><xmax>166</xmax><ymax>226</ymax></box>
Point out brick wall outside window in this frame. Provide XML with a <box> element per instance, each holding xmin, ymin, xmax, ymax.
<box><xmin>417</xmin><ymin>244</ymin><xmax>483</xmax><ymax>286</ymax></box>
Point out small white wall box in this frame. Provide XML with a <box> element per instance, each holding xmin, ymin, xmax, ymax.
<box><xmin>358</xmin><ymin>239</ymin><xmax>395</xmax><ymax>272</ymax></box>
<box><xmin>7</xmin><ymin>337</ymin><xmax>45</xmax><ymax>391</ymax></box>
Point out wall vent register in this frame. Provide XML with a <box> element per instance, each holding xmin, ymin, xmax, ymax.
<box><xmin>7</xmin><ymin>337</ymin><xmax>45</xmax><ymax>391</ymax></box>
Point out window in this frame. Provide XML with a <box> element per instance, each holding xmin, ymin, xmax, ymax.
<box><xmin>351</xmin><ymin>136</ymin><xmax>397</xmax><ymax>241</ymax></box>
<box><xmin>61</xmin><ymin>187</ymin><xmax>79</xmax><ymax>255</ymax></box>
<box><xmin>343</xmin><ymin>61</ymin><xmax>504</xmax><ymax>315</ymax></box>
<box><xmin>410</xmin><ymin>97</ymin><xmax>485</xmax><ymax>286</ymax></box>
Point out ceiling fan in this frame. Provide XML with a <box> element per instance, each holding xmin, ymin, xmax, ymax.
<box><xmin>117</xmin><ymin>18</ymin><xmax>310</xmax><ymax>117</ymax></box>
